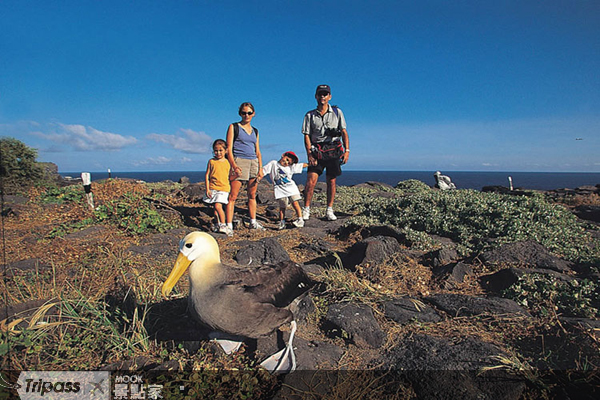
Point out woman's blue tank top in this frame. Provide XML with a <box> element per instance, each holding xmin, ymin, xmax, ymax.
<box><xmin>232</xmin><ymin>123</ymin><xmax>257</xmax><ymax>159</ymax></box>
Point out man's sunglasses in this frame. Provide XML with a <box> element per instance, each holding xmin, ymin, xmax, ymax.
<box><xmin>317</xmin><ymin>92</ymin><xmax>330</xmax><ymax>97</ymax></box>
<box><xmin>240</xmin><ymin>111</ymin><xmax>254</xmax><ymax>116</ymax></box>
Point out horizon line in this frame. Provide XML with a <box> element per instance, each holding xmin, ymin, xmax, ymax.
<box><xmin>58</xmin><ymin>169</ymin><xmax>600</xmax><ymax>174</ymax></box>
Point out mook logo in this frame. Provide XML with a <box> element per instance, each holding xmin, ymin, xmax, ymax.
<box><xmin>16</xmin><ymin>371</ymin><xmax>110</xmax><ymax>400</ymax></box>
<box><xmin>113</xmin><ymin>374</ymin><xmax>164</xmax><ymax>400</ymax></box>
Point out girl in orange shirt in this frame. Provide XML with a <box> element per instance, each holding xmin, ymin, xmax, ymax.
<box><xmin>204</xmin><ymin>139</ymin><xmax>232</xmax><ymax>235</ymax></box>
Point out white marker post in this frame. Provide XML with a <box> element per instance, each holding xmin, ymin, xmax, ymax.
<box><xmin>508</xmin><ymin>176</ymin><xmax>513</xmax><ymax>191</ymax></box>
<box><xmin>108</xmin><ymin>168</ymin><xmax>111</xmax><ymax>179</ymax></box>
<box><xmin>81</xmin><ymin>172</ymin><xmax>94</xmax><ymax>210</ymax></box>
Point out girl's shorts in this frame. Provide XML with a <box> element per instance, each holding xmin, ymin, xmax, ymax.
<box><xmin>203</xmin><ymin>190</ymin><xmax>229</xmax><ymax>205</ymax></box>
<box><xmin>233</xmin><ymin>157</ymin><xmax>259</xmax><ymax>181</ymax></box>
<box><xmin>277</xmin><ymin>193</ymin><xmax>302</xmax><ymax>208</ymax></box>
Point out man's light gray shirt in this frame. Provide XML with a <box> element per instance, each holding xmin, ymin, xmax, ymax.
<box><xmin>302</xmin><ymin>105</ymin><xmax>347</xmax><ymax>144</ymax></box>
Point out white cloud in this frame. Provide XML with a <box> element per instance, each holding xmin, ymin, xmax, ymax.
<box><xmin>131</xmin><ymin>156</ymin><xmax>172</xmax><ymax>166</ymax></box>
<box><xmin>147</xmin><ymin>128</ymin><xmax>213</xmax><ymax>154</ymax></box>
<box><xmin>32</xmin><ymin>123</ymin><xmax>137</xmax><ymax>151</ymax></box>
<box><xmin>0</xmin><ymin>120</ymin><xmax>42</xmax><ymax>137</ymax></box>
<box><xmin>131</xmin><ymin>155</ymin><xmax>196</xmax><ymax>167</ymax></box>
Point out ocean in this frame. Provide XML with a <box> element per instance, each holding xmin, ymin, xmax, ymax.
<box><xmin>60</xmin><ymin>170</ymin><xmax>600</xmax><ymax>191</ymax></box>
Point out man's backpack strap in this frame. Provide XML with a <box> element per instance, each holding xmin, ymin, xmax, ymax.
<box><xmin>331</xmin><ymin>106</ymin><xmax>342</xmax><ymax>130</ymax></box>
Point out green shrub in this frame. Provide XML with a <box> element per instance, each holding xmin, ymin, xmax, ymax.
<box><xmin>46</xmin><ymin>218</ymin><xmax>95</xmax><ymax>238</ymax></box>
<box><xmin>94</xmin><ymin>193</ymin><xmax>177</xmax><ymax>235</ymax></box>
<box><xmin>328</xmin><ymin>182</ymin><xmax>599</xmax><ymax>263</ymax></box>
<box><xmin>38</xmin><ymin>185</ymin><xmax>85</xmax><ymax>205</ymax></box>
<box><xmin>394</xmin><ymin>179</ymin><xmax>431</xmax><ymax>194</ymax></box>
<box><xmin>503</xmin><ymin>273</ymin><xmax>599</xmax><ymax>318</ymax></box>
<box><xmin>0</xmin><ymin>137</ymin><xmax>45</xmax><ymax>194</ymax></box>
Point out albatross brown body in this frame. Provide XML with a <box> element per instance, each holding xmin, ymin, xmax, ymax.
<box><xmin>161</xmin><ymin>232</ymin><xmax>309</xmax><ymax>338</ymax></box>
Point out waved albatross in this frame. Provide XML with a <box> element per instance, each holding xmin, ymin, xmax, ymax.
<box><xmin>161</xmin><ymin>231</ymin><xmax>310</xmax><ymax>340</ymax></box>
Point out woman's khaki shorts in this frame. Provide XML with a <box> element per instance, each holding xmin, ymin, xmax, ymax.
<box><xmin>233</xmin><ymin>157</ymin><xmax>259</xmax><ymax>181</ymax></box>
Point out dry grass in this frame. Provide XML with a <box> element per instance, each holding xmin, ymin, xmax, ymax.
<box><xmin>3</xmin><ymin>221</ymin><xmax>136</xmax><ymax>304</ymax></box>
<box><xmin>355</xmin><ymin>252</ymin><xmax>434</xmax><ymax>297</ymax></box>
<box><xmin>385</xmin><ymin>314</ymin><xmax>532</xmax><ymax>350</ymax></box>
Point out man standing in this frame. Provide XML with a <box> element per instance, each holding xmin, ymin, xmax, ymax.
<box><xmin>302</xmin><ymin>84</ymin><xmax>350</xmax><ymax>221</ymax></box>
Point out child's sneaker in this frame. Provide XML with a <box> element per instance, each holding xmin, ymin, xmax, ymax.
<box><xmin>277</xmin><ymin>220</ymin><xmax>286</xmax><ymax>230</ymax></box>
<box><xmin>225</xmin><ymin>226</ymin><xmax>234</xmax><ymax>237</ymax></box>
<box><xmin>292</xmin><ymin>218</ymin><xmax>305</xmax><ymax>228</ymax></box>
<box><xmin>249</xmin><ymin>221</ymin><xmax>266</xmax><ymax>230</ymax></box>
<box><xmin>302</xmin><ymin>207</ymin><xmax>310</xmax><ymax>220</ymax></box>
<box><xmin>218</xmin><ymin>224</ymin><xmax>228</xmax><ymax>234</ymax></box>
<box><xmin>326</xmin><ymin>208</ymin><xmax>337</xmax><ymax>221</ymax></box>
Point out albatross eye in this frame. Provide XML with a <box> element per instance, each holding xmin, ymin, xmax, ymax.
<box><xmin>185</xmin><ymin>243</ymin><xmax>193</xmax><ymax>248</ymax></box>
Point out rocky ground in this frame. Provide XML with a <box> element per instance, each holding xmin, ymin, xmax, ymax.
<box><xmin>2</xmin><ymin>178</ymin><xmax>600</xmax><ymax>399</ymax></box>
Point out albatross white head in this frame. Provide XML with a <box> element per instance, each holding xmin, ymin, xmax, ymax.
<box><xmin>161</xmin><ymin>231</ymin><xmax>222</xmax><ymax>297</ymax></box>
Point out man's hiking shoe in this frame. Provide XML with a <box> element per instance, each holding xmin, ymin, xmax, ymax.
<box><xmin>302</xmin><ymin>207</ymin><xmax>310</xmax><ymax>220</ymax></box>
<box><xmin>326</xmin><ymin>208</ymin><xmax>337</xmax><ymax>221</ymax></box>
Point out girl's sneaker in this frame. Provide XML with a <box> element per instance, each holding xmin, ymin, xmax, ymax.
<box><xmin>292</xmin><ymin>218</ymin><xmax>305</xmax><ymax>228</ymax></box>
<box><xmin>277</xmin><ymin>220</ymin><xmax>286</xmax><ymax>230</ymax></box>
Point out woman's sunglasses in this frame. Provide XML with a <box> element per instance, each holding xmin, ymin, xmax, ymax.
<box><xmin>240</xmin><ymin>111</ymin><xmax>254</xmax><ymax>116</ymax></box>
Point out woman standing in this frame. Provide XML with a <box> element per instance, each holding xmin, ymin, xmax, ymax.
<box><xmin>225</xmin><ymin>102</ymin><xmax>264</xmax><ymax>235</ymax></box>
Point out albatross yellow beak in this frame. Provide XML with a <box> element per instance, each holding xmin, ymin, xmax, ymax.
<box><xmin>161</xmin><ymin>252</ymin><xmax>192</xmax><ymax>298</ymax></box>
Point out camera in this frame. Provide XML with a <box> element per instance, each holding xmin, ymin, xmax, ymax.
<box><xmin>324</xmin><ymin>127</ymin><xmax>342</xmax><ymax>138</ymax></box>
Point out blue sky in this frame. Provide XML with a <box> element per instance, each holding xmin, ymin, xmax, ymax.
<box><xmin>1</xmin><ymin>0</ymin><xmax>599</xmax><ymax>173</ymax></box>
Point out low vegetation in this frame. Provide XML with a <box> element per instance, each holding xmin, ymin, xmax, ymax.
<box><xmin>37</xmin><ymin>180</ymin><xmax>182</xmax><ymax>238</ymax></box>
<box><xmin>328</xmin><ymin>181</ymin><xmax>600</xmax><ymax>264</ymax></box>
<box><xmin>503</xmin><ymin>273</ymin><xmax>599</xmax><ymax>319</ymax></box>
<box><xmin>2</xmin><ymin>173</ymin><xmax>599</xmax><ymax>398</ymax></box>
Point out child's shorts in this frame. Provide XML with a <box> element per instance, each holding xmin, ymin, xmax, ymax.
<box><xmin>278</xmin><ymin>193</ymin><xmax>302</xmax><ymax>208</ymax></box>
<box><xmin>203</xmin><ymin>190</ymin><xmax>229</xmax><ymax>205</ymax></box>
<box><xmin>233</xmin><ymin>157</ymin><xmax>259</xmax><ymax>181</ymax></box>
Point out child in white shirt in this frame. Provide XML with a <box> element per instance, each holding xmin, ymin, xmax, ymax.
<box><xmin>261</xmin><ymin>151</ymin><xmax>308</xmax><ymax>229</ymax></box>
